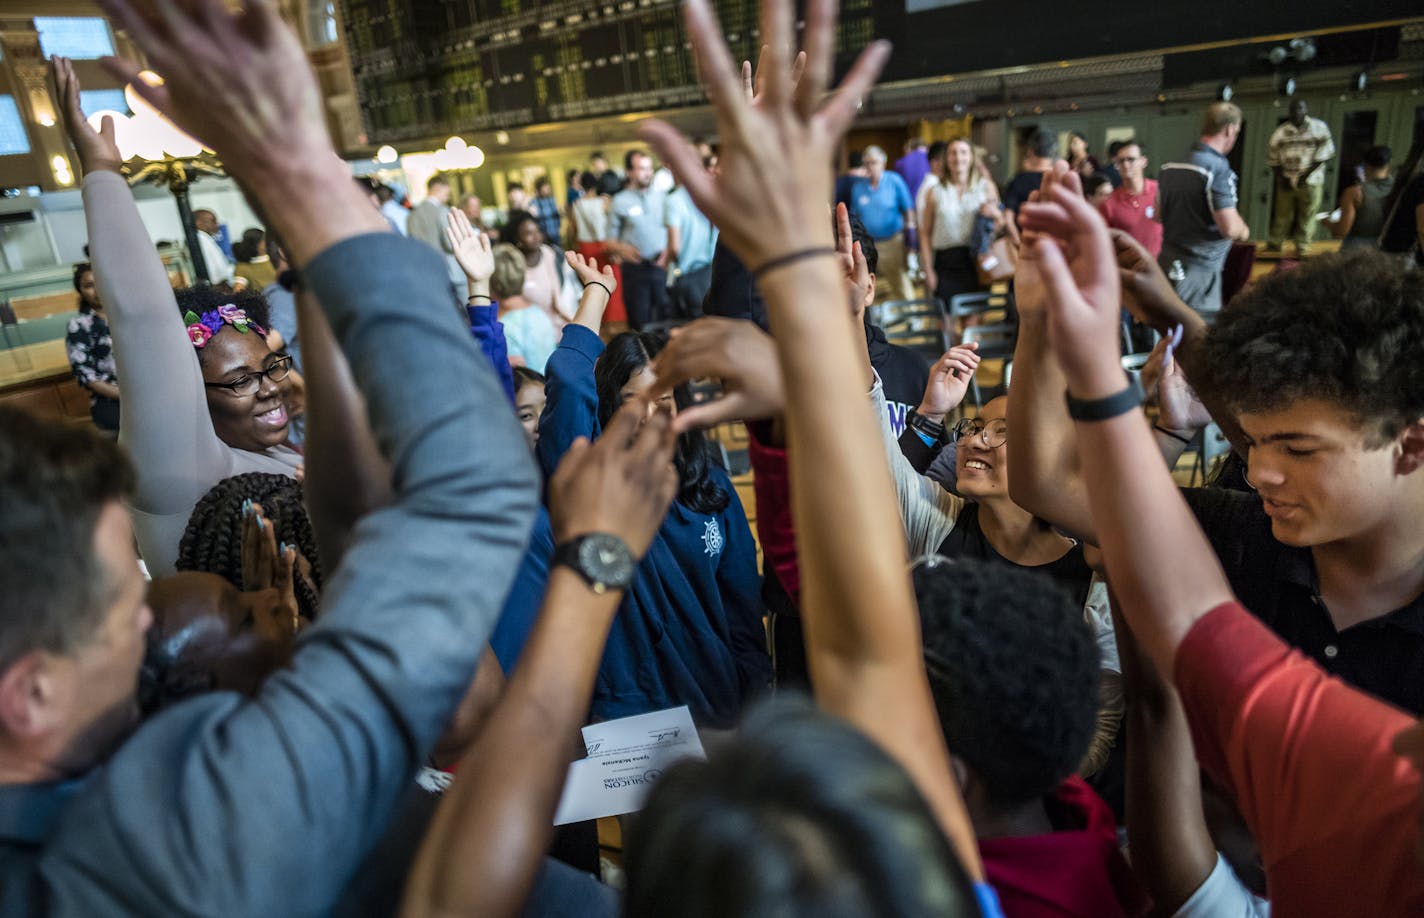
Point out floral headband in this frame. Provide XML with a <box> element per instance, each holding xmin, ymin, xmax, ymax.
<box><xmin>184</xmin><ymin>305</ymin><xmax>266</xmax><ymax>348</ymax></box>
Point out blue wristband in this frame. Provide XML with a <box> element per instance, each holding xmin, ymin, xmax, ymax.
<box><xmin>914</xmin><ymin>428</ymin><xmax>937</xmax><ymax>448</ymax></box>
<box><xmin>973</xmin><ymin>881</ymin><xmax>1005</xmax><ymax>918</ymax></box>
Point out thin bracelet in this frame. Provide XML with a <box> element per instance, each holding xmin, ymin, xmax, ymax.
<box><xmin>1153</xmin><ymin>424</ymin><xmax>1194</xmax><ymax>445</ymax></box>
<box><xmin>468</xmin><ymin>294</ymin><xmax>491</xmax><ymax>302</ymax></box>
<box><xmin>582</xmin><ymin>281</ymin><xmax>612</xmax><ymax>298</ymax></box>
<box><xmin>750</xmin><ymin>246</ymin><xmax>838</xmax><ymax>281</ymax></box>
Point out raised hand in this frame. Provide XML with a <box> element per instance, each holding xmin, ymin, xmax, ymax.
<box><xmin>445</xmin><ymin>209</ymin><xmax>493</xmax><ymax>284</ymax></box>
<box><xmin>918</xmin><ymin>343</ymin><xmax>981</xmax><ymax>423</ymax></box>
<box><xmin>95</xmin><ymin>0</ymin><xmax>382</xmax><ymax>266</ymax></box>
<box><xmin>1018</xmin><ymin>177</ymin><xmax>1124</xmax><ymax>399</ymax></box>
<box><xmin>650</xmin><ymin>318</ymin><xmax>785</xmax><ymax>433</ymax></box>
<box><xmin>741</xmin><ymin>46</ymin><xmax>808</xmax><ymax>104</ymax></box>
<box><xmin>547</xmin><ymin>400</ymin><xmax>678</xmax><ymax>557</ymax></box>
<box><xmin>51</xmin><ymin>56</ymin><xmax>122</xmax><ymax>176</ymax></box>
<box><xmin>639</xmin><ymin>0</ymin><xmax>889</xmax><ymax>270</ymax></box>
<box><xmin>1140</xmin><ymin>338</ymin><xmax>1212</xmax><ymax>433</ymax></box>
<box><xmin>1111</xmin><ymin>229</ymin><xmax>1188</xmax><ymax>333</ymax></box>
<box><xmin>240</xmin><ymin>501</ymin><xmax>301</xmax><ymax>645</ymax></box>
<box><xmin>564</xmin><ymin>251</ymin><xmax>619</xmax><ymax>295</ymax></box>
<box><xmin>834</xmin><ymin>202</ymin><xmax>873</xmax><ymax>317</ymax></box>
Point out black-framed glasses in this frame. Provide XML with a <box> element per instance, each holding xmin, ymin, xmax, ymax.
<box><xmin>952</xmin><ymin>417</ymin><xmax>1008</xmax><ymax>449</ymax></box>
<box><xmin>204</xmin><ymin>354</ymin><xmax>293</xmax><ymax>397</ymax></box>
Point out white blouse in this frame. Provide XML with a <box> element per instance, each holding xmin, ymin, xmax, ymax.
<box><xmin>928</xmin><ymin>177</ymin><xmax>993</xmax><ymax>250</ymax></box>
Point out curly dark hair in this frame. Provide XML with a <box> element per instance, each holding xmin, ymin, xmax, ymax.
<box><xmin>176</xmin><ymin>472</ymin><xmax>323</xmax><ymax>620</ymax></box>
<box><xmin>175</xmin><ymin>285</ymin><xmax>272</xmax><ymax>365</ymax></box>
<box><xmin>913</xmin><ymin>558</ymin><xmax>1100</xmax><ymax>809</ymax></box>
<box><xmin>595</xmin><ymin>332</ymin><xmax>729</xmax><ymax>515</ymax></box>
<box><xmin>1197</xmin><ymin>249</ymin><xmax>1424</xmax><ymax>446</ymax></box>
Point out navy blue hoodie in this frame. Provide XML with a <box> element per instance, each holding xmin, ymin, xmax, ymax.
<box><xmin>501</xmin><ymin>324</ymin><xmax>771</xmax><ymax>727</ymax></box>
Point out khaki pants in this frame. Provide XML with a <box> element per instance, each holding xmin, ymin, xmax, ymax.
<box><xmin>1268</xmin><ymin>177</ymin><xmax>1324</xmax><ymax>251</ymax></box>
<box><xmin>873</xmin><ymin>232</ymin><xmax>914</xmax><ymax>302</ymax></box>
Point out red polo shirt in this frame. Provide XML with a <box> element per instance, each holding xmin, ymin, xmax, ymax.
<box><xmin>1100</xmin><ymin>179</ymin><xmax>1162</xmax><ymax>258</ymax></box>
<box><xmin>1175</xmin><ymin>602</ymin><xmax>1424</xmax><ymax>917</ymax></box>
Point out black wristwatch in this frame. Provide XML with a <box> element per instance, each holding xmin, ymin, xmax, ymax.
<box><xmin>552</xmin><ymin>533</ymin><xmax>636</xmax><ymax>595</ymax></box>
<box><xmin>907</xmin><ymin>409</ymin><xmax>946</xmax><ymax>442</ymax></box>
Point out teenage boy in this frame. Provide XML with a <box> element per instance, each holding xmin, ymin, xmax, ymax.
<box><xmin>1009</xmin><ymin>165</ymin><xmax>1424</xmax><ymax>716</ymax></box>
<box><xmin>1016</xmin><ymin>162</ymin><xmax>1424</xmax><ymax>916</ymax></box>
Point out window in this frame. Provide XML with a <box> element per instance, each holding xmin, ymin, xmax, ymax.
<box><xmin>0</xmin><ymin>96</ymin><xmax>31</xmax><ymax>155</ymax></box>
<box><xmin>34</xmin><ymin>17</ymin><xmax>116</xmax><ymax>59</ymax></box>
<box><xmin>307</xmin><ymin>1</ymin><xmax>339</xmax><ymax>47</ymax></box>
<box><xmin>79</xmin><ymin>89</ymin><xmax>130</xmax><ymax>118</ymax></box>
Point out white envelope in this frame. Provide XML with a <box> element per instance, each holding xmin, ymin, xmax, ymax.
<box><xmin>553</xmin><ymin>706</ymin><xmax>706</xmax><ymax>825</ymax></box>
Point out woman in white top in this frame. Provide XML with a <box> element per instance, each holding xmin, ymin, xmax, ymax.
<box><xmin>491</xmin><ymin>243</ymin><xmax>559</xmax><ymax>373</ymax></box>
<box><xmin>571</xmin><ymin>170</ymin><xmax>609</xmax><ymax>248</ymax></box>
<box><xmin>919</xmin><ymin>139</ymin><xmax>1006</xmax><ymax>305</ymax></box>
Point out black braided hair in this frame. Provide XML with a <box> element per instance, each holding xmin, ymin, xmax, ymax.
<box><xmin>176</xmin><ymin>472</ymin><xmax>323</xmax><ymax>620</ymax></box>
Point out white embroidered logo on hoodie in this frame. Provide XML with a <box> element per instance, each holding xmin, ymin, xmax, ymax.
<box><xmin>702</xmin><ymin>519</ymin><xmax>723</xmax><ymax>558</ymax></box>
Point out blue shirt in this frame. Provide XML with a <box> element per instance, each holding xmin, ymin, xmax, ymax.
<box><xmin>528</xmin><ymin>325</ymin><xmax>773</xmax><ymax>726</ymax></box>
<box><xmin>894</xmin><ymin>148</ymin><xmax>931</xmax><ymax>202</ymax></box>
<box><xmin>531</xmin><ymin>193</ymin><xmax>561</xmax><ymax>244</ymax></box>
<box><xmin>845</xmin><ymin>171</ymin><xmax>914</xmax><ymax>240</ymax></box>
<box><xmin>665</xmin><ymin>186</ymin><xmax>718</xmax><ymax>275</ymax></box>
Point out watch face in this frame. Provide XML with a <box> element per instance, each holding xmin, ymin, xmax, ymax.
<box><xmin>578</xmin><ymin>533</ymin><xmax>635</xmax><ymax>590</ymax></box>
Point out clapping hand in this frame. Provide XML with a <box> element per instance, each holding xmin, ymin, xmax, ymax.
<box><xmin>639</xmin><ymin>0</ymin><xmax>889</xmax><ymax>270</ymax></box>
<box><xmin>240</xmin><ymin>501</ymin><xmax>302</xmax><ymax>649</ymax></box>
<box><xmin>834</xmin><ymin>202</ymin><xmax>873</xmax><ymax>319</ymax></box>
<box><xmin>51</xmin><ymin>56</ymin><xmax>122</xmax><ymax>176</ymax></box>
<box><xmin>564</xmin><ymin>251</ymin><xmax>619</xmax><ymax>295</ymax></box>
<box><xmin>446</xmin><ymin>209</ymin><xmax>494</xmax><ymax>285</ymax></box>
<box><xmin>918</xmin><ymin>344</ymin><xmax>981</xmax><ymax>423</ymax></box>
<box><xmin>1140</xmin><ymin>337</ymin><xmax>1212</xmax><ymax>433</ymax></box>
<box><xmin>1018</xmin><ymin>168</ymin><xmax>1124</xmax><ymax>399</ymax></box>
<box><xmin>547</xmin><ymin>401</ymin><xmax>678</xmax><ymax>558</ymax></box>
<box><xmin>650</xmin><ymin>318</ymin><xmax>785</xmax><ymax>433</ymax></box>
<box><xmin>1112</xmin><ymin>229</ymin><xmax>1188</xmax><ymax>334</ymax></box>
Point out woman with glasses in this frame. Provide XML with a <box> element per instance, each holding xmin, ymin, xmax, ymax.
<box><xmin>892</xmin><ymin>352</ymin><xmax>1094</xmax><ymax>606</ymax></box>
<box><xmin>61</xmin><ymin>63</ymin><xmax>302</xmax><ymax>575</ymax></box>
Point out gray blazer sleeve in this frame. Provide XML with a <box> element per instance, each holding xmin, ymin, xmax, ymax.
<box><xmin>871</xmin><ymin>374</ymin><xmax>962</xmax><ymax>556</ymax></box>
<box><xmin>40</xmin><ymin>234</ymin><xmax>539</xmax><ymax>916</ymax></box>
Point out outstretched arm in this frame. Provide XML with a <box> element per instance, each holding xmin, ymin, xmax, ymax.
<box><xmin>402</xmin><ymin>403</ymin><xmax>677</xmax><ymax>918</ymax></box>
<box><xmin>1018</xmin><ymin>167</ymin><xmax>1234</xmax><ymax>674</ymax></box>
<box><xmin>56</xmin><ymin>57</ymin><xmax>226</xmax><ymax>547</ymax></box>
<box><xmin>62</xmin><ymin>3</ymin><xmax>539</xmax><ymax>913</ymax></box>
<box><xmin>642</xmin><ymin>0</ymin><xmax>982</xmax><ymax>880</ymax></box>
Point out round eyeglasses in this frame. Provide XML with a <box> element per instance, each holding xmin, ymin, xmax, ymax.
<box><xmin>952</xmin><ymin>417</ymin><xmax>1008</xmax><ymax>449</ymax></box>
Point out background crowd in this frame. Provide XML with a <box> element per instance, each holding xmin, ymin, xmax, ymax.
<box><xmin>5</xmin><ymin>0</ymin><xmax>1424</xmax><ymax>917</ymax></box>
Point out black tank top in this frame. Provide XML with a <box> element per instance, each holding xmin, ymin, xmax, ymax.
<box><xmin>936</xmin><ymin>503</ymin><xmax>1093</xmax><ymax>606</ymax></box>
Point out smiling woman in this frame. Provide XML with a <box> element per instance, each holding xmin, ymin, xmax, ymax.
<box><xmin>54</xmin><ymin>56</ymin><xmax>303</xmax><ymax>576</ymax></box>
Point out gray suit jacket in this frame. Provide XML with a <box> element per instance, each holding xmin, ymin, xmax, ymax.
<box><xmin>0</xmin><ymin>233</ymin><xmax>538</xmax><ymax>915</ymax></box>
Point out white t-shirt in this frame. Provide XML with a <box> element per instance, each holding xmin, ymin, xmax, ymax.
<box><xmin>1172</xmin><ymin>854</ymin><xmax>1271</xmax><ymax>918</ymax></box>
<box><xmin>927</xmin><ymin>177</ymin><xmax>993</xmax><ymax>250</ymax></box>
<box><xmin>572</xmin><ymin>195</ymin><xmax>607</xmax><ymax>244</ymax></box>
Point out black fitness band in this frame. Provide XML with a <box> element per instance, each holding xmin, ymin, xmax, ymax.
<box><xmin>582</xmin><ymin>281</ymin><xmax>613</xmax><ymax>298</ymax></box>
<box><xmin>750</xmin><ymin>247</ymin><xmax>838</xmax><ymax>281</ymax></box>
<box><xmin>908</xmin><ymin>410</ymin><xmax>945</xmax><ymax>441</ymax></box>
<box><xmin>1065</xmin><ymin>376</ymin><xmax>1144</xmax><ymax>422</ymax></box>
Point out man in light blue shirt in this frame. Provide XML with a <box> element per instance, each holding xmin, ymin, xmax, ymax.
<box><xmin>606</xmin><ymin>150</ymin><xmax>669</xmax><ymax>330</ymax></box>
<box><xmin>844</xmin><ymin>145</ymin><xmax>916</xmax><ymax>301</ymax></box>
<box><xmin>665</xmin><ymin>158</ymin><xmax>719</xmax><ymax>319</ymax></box>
